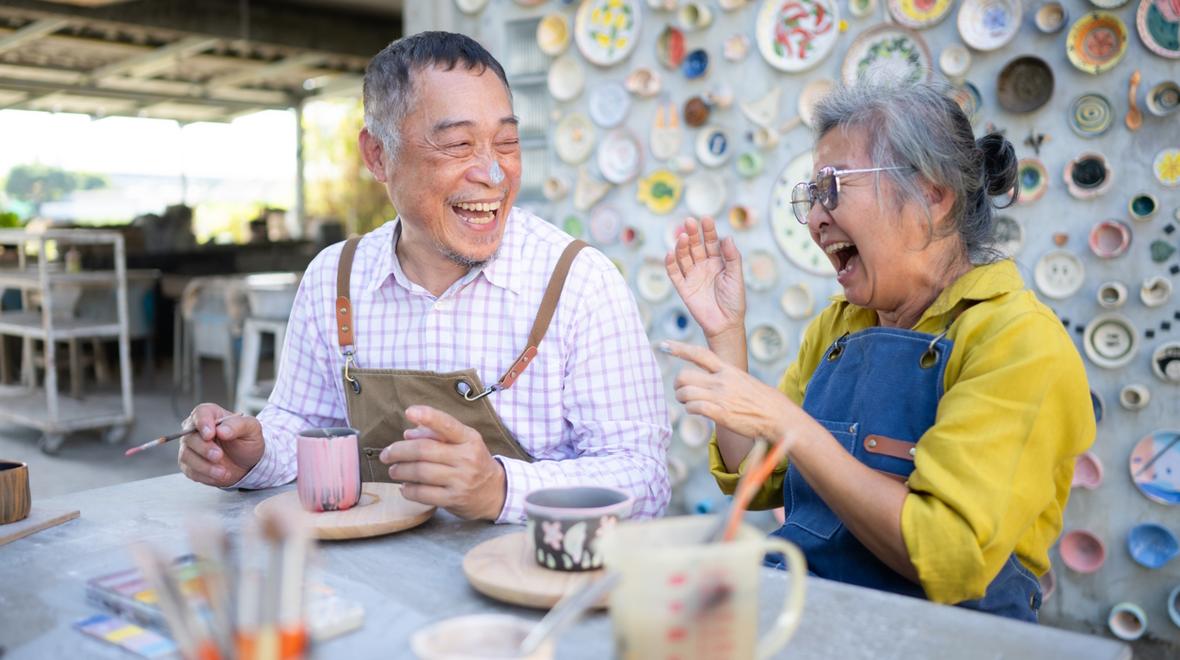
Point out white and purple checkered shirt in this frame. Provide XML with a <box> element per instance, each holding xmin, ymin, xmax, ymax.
<box><xmin>237</xmin><ymin>207</ymin><xmax>671</xmax><ymax>522</ymax></box>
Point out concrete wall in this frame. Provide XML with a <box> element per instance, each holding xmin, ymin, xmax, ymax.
<box><xmin>406</xmin><ymin>1</ymin><xmax>1179</xmax><ymax>654</ymax></box>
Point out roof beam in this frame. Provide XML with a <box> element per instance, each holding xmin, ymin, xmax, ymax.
<box><xmin>203</xmin><ymin>52</ymin><xmax>323</xmax><ymax>90</ymax></box>
<box><xmin>0</xmin><ymin>74</ymin><xmax>292</xmax><ymax>112</ymax></box>
<box><xmin>0</xmin><ymin>17</ymin><xmax>70</xmax><ymax>55</ymax></box>
<box><xmin>88</xmin><ymin>35</ymin><xmax>219</xmax><ymax>81</ymax></box>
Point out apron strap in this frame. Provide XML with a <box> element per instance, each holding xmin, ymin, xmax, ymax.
<box><xmin>335</xmin><ymin>236</ymin><xmax>362</xmax><ymax>351</ymax></box>
<box><xmin>487</xmin><ymin>239</ymin><xmax>588</xmax><ymax>394</ymax></box>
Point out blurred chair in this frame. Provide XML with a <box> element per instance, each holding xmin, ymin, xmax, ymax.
<box><xmin>235</xmin><ymin>273</ymin><xmax>299</xmax><ymax>415</ymax></box>
<box><xmin>179</xmin><ymin>276</ymin><xmax>249</xmax><ymax>406</ymax></box>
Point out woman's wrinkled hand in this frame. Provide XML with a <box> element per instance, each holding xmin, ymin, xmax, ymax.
<box><xmin>665</xmin><ymin>216</ymin><xmax>747</xmax><ymax>342</ymax></box>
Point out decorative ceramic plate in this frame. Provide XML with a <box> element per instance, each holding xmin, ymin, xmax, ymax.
<box><xmin>1129</xmin><ymin>429</ymin><xmax>1180</xmax><ymax>505</ymax></box>
<box><xmin>780</xmin><ymin>282</ymin><xmax>814</xmax><ymax>319</ymax></box>
<box><xmin>1082</xmin><ymin>312</ymin><xmax>1138</xmax><ymax>369</ymax></box>
<box><xmin>749</xmin><ymin>324</ymin><xmax>789</xmax><ymax>363</ymax></box>
<box><xmin>538</xmin><ymin>13</ymin><xmax>572</xmax><ymax>56</ymax></box>
<box><xmin>575</xmin><ymin>0</ymin><xmax>643</xmax><ymax>67</ymax></box>
<box><xmin>662</xmin><ymin>306</ymin><xmax>695</xmax><ymax>341</ymax></box>
<box><xmin>554</xmin><ymin>113</ymin><xmax>595</xmax><ymax>164</ymax></box>
<box><xmin>1017</xmin><ymin>158</ymin><xmax>1048</xmax><ymax>203</ymax></box>
<box><xmin>587</xmin><ymin>81</ymin><xmax>631</xmax><ymax>128</ymax></box>
<box><xmin>996</xmin><ymin>55</ymin><xmax>1054</xmax><ymax>113</ymax></box>
<box><xmin>1154</xmin><ymin>148</ymin><xmax>1180</xmax><ymax>187</ymax></box>
<box><xmin>650</xmin><ymin>102</ymin><xmax>682</xmax><ymax>161</ymax></box>
<box><xmin>624</xmin><ymin>67</ymin><xmax>661</xmax><ymax>96</ymax></box>
<box><xmin>1033</xmin><ymin>249</ymin><xmax>1085</xmax><ymax>299</ymax></box>
<box><xmin>455</xmin><ymin>0</ymin><xmax>489</xmax><ymax>14</ymax></box>
<box><xmin>589</xmin><ymin>206</ymin><xmax>623</xmax><ymax>245</ymax></box>
<box><xmin>1035</xmin><ymin>1</ymin><xmax>1068</xmax><ymax>32</ymax></box>
<box><xmin>849</xmin><ymin>0</ymin><xmax>878</xmax><ymax>17</ymax></box>
<box><xmin>755</xmin><ymin>0</ymin><xmax>841</xmax><ymax>73</ymax></box>
<box><xmin>694</xmin><ymin>126</ymin><xmax>731</xmax><ymax>168</ymax></box>
<box><xmin>744</xmin><ymin>249</ymin><xmax>779</xmax><ymax>291</ymax></box>
<box><xmin>636</xmin><ymin>169</ymin><xmax>683</xmax><ymax>214</ymax></box>
<box><xmin>657</xmin><ymin>25</ymin><xmax>687</xmax><ymax>69</ymax></box>
<box><xmin>636</xmin><ymin>257</ymin><xmax>673</xmax><ymax>302</ymax></box>
<box><xmin>947</xmin><ymin>81</ymin><xmax>982</xmax><ymax>124</ymax></box>
<box><xmin>684</xmin><ymin>172</ymin><xmax>727</xmax><ymax>217</ymax></box>
<box><xmin>548</xmin><ymin>54</ymin><xmax>585</xmax><ymax>101</ymax></box>
<box><xmin>797</xmin><ymin>77</ymin><xmax>836</xmax><ymax>128</ymax></box>
<box><xmin>596</xmin><ymin>129</ymin><xmax>642</xmax><ymax>184</ymax></box>
<box><xmin>1067</xmin><ymin>11</ymin><xmax>1129</xmax><ymax>74</ymax></box>
<box><xmin>1068</xmin><ymin>93</ymin><xmax>1114</xmax><ymax>137</ymax></box>
<box><xmin>1138</xmin><ymin>0</ymin><xmax>1180</xmax><ymax>59</ymax></box>
<box><xmin>957</xmin><ymin>0</ymin><xmax>1023</xmax><ymax>51</ymax></box>
<box><xmin>888</xmin><ymin>0</ymin><xmax>954</xmax><ymax>29</ymax></box>
<box><xmin>991</xmin><ymin>215</ymin><xmax>1024</xmax><ymax>257</ymax></box>
<box><xmin>770</xmin><ymin>152</ymin><xmax>835</xmax><ymax>276</ymax></box>
<box><xmin>841</xmin><ymin>23</ymin><xmax>933</xmax><ymax>86</ymax></box>
<box><xmin>1145</xmin><ymin>81</ymin><xmax>1180</xmax><ymax>116</ymax></box>
<box><xmin>676</xmin><ymin>413</ymin><xmax>711</xmax><ymax>447</ymax></box>
<box><xmin>1151</xmin><ymin>341</ymin><xmax>1180</xmax><ymax>383</ymax></box>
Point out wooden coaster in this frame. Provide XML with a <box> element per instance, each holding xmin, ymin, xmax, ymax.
<box><xmin>0</xmin><ymin>507</ymin><xmax>80</xmax><ymax>547</ymax></box>
<box><xmin>463</xmin><ymin>531</ymin><xmax>610</xmax><ymax>610</ymax></box>
<box><xmin>254</xmin><ymin>483</ymin><xmax>435</xmax><ymax>540</ymax></box>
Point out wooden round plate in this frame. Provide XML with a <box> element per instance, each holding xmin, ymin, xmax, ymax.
<box><xmin>463</xmin><ymin>531</ymin><xmax>610</xmax><ymax>610</ymax></box>
<box><xmin>254</xmin><ymin>483</ymin><xmax>435</xmax><ymax>540</ymax></box>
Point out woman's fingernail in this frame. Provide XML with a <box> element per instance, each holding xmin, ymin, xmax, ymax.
<box><xmin>212</xmin><ymin>467</ymin><xmax>227</xmax><ymax>480</ymax></box>
<box><xmin>659</xmin><ymin>341</ymin><xmax>673</xmax><ymax>354</ymax></box>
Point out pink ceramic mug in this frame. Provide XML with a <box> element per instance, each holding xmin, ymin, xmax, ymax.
<box><xmin>296</xmin><ymin>427</ymin><xmax>361</xmax><ymax>513</ymax></box>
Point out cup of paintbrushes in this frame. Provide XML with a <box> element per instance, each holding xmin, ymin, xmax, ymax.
<box><xmin>296</xmin><ymin>427</ymin><xmax>361</xmax><ymax>513</ymax></box>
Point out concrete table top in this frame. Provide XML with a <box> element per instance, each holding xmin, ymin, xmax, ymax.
<box><xmin>0</xmin><ymin>474</ymin><xmax>1131</xmax><ymax>659</ymax></box>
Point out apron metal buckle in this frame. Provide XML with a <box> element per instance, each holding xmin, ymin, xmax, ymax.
<box><xmin>457</xmin><ymin>380</ymin><xmax>499</xmax><ymax>402</ymax></box>
<box><xmin>344</xmin><ymin>352</ymin><xmax>361</xmax><ymax>394</ymax></box>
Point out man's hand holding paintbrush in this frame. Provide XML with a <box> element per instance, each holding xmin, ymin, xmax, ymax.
<box><xmin>176</xmin><ymin>403</ymin><xmax>265</xmax><ymax>488</ymax></box>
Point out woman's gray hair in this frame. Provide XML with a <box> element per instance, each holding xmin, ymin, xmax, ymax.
<box><xmin>363</xmin><ymin>31</ymin><xmax>512</xmax><ymax>162</ymax></box>
<box><xmin>810</xmin><ymin>81</ymin><xmax>1017</xmax><ymax>264</ymax></box>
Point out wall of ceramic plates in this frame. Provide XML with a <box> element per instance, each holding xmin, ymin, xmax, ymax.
<box><xmin>417</xmin><ymin>0</ymin><xmax>1180</xmax><ymax>646</ymax></box>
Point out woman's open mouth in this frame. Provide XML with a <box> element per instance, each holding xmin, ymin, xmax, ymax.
<box><xmin>825</xmin><ymin>241</ymin><xmax>860</xmax><ymax>277</ymax></box>
<box><xmin>452</xmin><ymin>199</ymin><xmax>501</xmax><ymax>228</ymax></box>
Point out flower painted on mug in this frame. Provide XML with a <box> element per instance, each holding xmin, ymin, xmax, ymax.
<box><xmin>563</xmin><ymin>522</ymin><xmax>588</xmax><ymax>563</ymax></box>
<box><xmin>595</xmin><ymin>515</ymin><xmax>618</xmax><ymax>538</ymax></box>
<box><xmin>543</xmin><ymin>520</ymin><xmax>565</xmax><ymax>550</ymax></box>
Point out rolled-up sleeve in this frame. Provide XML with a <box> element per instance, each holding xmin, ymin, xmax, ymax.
<box><xmin>232</xmin><ymin>248</ymin><xmax>349</xmax><ymax>490</ymax></box>
<box><xmin>496</xmin><ymin>257</ymin><xmax>671</xmax><ymax>523</ymax></box>
<box><xmin>902</xmin><ymin>310</ymin><xmax>1094</xmax><ymax>603</ymax></box>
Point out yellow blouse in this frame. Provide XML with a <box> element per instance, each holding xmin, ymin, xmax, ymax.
<box><xmin>709</xmin><ymin>259</ymin><xmax>1095</xmax><ymax>604</ymax></box>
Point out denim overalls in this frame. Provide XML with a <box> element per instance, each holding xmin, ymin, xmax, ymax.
<box><xmin>769</xmin><ymin>325</ymin><xmax>1043</xmax><ymax>622</ymax></box>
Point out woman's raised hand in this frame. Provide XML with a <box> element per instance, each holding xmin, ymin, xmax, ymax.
<box><xmin>665</xmin><ymin>216</ymin><xmax>747</xmax><ymax>341</ymax></box>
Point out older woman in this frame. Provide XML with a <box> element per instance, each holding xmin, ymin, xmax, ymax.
<box><xmin>662</xmin><ymin>82</ymin><xmax>1093</xmax><ymax>622</ymax></box>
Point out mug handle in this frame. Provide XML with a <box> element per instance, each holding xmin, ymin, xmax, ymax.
<box><xmin>756</xmin><ymin>537</ymin><xmax>807</xmax><ymax>659</ymax></box>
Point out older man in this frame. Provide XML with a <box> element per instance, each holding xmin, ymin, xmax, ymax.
<box><xmin>177</xmin><ymin>31</ymin><xmax>670</xmax><ymax>522</ymax></box>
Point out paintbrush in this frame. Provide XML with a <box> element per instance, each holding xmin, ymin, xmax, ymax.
<box><xmin>125</xmin><ymin>413</ymin><xmax>243</xmax><ymax>457</ymax></box>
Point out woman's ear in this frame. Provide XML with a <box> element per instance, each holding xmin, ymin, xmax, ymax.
<box><xmin>926</xmin><ymin>182</ymin><xmax>955</xmax><ymax>226</ymax></box>
<box><xmin>359</xmin><ymin>128</ymin><xmax>389</xmax><ymax>183</ymax></box>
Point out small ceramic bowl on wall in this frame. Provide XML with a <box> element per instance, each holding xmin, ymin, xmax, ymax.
<box><xmin>1060</xmin><ymin>529</ymin><xmax>1106</xmax><ymax>573</ymax></box>
<box><xmin>1064</xmin><ymin>152</ymin><xmax>1114</xmax><ymax>199</ymax></box>
<box><xmin>1169</xmin><ymin>584</ymin><xmax>1180</xmax><ymax>629</ymax></box>
<box><xmin>1151</xmin><ymin>342</ymin><xmax>1180</xmax><ymax>384</ymax></box>
<box><xmin>1034</xmin><ymin>1</ymin><xmax>1067</xmax><ymax>33</ymax></box>
<box><xmin>1088</xmin><ymin>220</ymin><xmax>1131</xmax><ymax>259</ymax></box>
<box><xmin>1126</xmin><ymin>523</ymin><xmax>1180</xmax><ymax>570</ymax></box>
<box><xmin>1108</xmin><ymin>603</ymin><xmax>1148</xmax><ymax>642</ymax></box>
<box><xmin>1096</xmin><ymin>281</ymin><xmax>1127</xmax><ymax>309</ymax></box>
<box><xmin>1119</xmin><ymin>384</ymin><xmax>1151</xmax><ymax>411</ymax></box>
<box><xmin>1071</xmin><ymin>451</ymin><xmax>1104</xmax><ymax>490</ymax></box>
<box><xmin>1145</xmin><ymin>81</ymin><xmax>1180</xmax><ymax>117</ymax></box>
<box><xmin>1140</xmin><ymin>276</ymin><xmax>1173</xmax><ymax>308</ymax></box>
<box><xmin>1129</xmin><ymin>193</ymin><xmax>1158</xmax><ymax>221</ymax></box>
<box><xmin>1082</xmin><ymin>313</ymin><xmax>1138</xmax><ymax>370</ymax></box>
<box><xmin>524</xmin><ymin>486</ymin><xmax>634</xmax><ymax>572</ymax></box>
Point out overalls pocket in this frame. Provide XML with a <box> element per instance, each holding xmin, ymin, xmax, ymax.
<box><xmin>785</xmin><ymin>418</ymin><xmax>858</xmax><ymax>541</ymax></box>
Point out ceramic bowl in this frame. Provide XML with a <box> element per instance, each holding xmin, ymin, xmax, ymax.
<box><xmin>1088</xmin><ymin>220</ymin><xmax>1131</xmax><ymax>259</ymax></box>
<box><xmin>1127</xmin><ymin>523</ymin><xmax>1180</xmax><ymax>569</ymax></box>
<box><xmin>1068</xmin><ymin>93</ymin><xmax>1114</xmax><ymax>138</ymax></box>
<box><xmin>939</xmin><ymin>44</ymin><xmax>971</xmax><ymax>81</ymax></box>
<box><xmin>547</xmin><ymin>54</ymin><xmax>584</xmax><ymax>102</ymax></box>
<box><xmin>991</xmin><ymin>215</ymin><xmax>1023</xmax><ymax>257</ymax></box>
<box><xmin>736</xmin><ymin>151</ymin><xmax>764</xmax><ymax>179</ymax></box>
<box><xmin>1064</xmin><ymin>152</ymin><xmax>1114</xmax><ymax>199</ymax></box>
<box><xmin>1108</xmin><ymin>603</ymin><xmax>1147</xmax><ymax>641</ymax></box>
<box><xmin>728</xmin><ymin>204</ymin><xmax>756</xmax><ymax>230</ymax></box>
<box><xmin>1038</xmin><ymin>567</ymin><xmax>1056</xmax><ymax>603</ymax></box>
<box><xmin>749</xmin><ymin>324</ymin><xmax>788</xmax><ymax>363</ymax></box>
<box><xmin>662</xmin><ymin>306</ymin><xmax>694</xmax><ymax>340</ymax></box>
<box><xmin>1016</xmin><ymin>158</ymin><xmax>1049</xmax><ymax>203</ymax></box>
<box><xmin>723</xmin><ymin>34</ymin><xmax>750</xmax><ymax>61</ymax></box>
<box><xmin>743</xmin><ymin>250</ymin><xmax>778</xmax><ymax>292</ymax></box>
<box><xmin>1090</xmin><ymin>389</ymin><xmax>1105</xmax><ymax>425</ymax></box>
<box><xmin>1129</xmin><ymin>193</ymin><xmax>1158</xmax><ymax>221</ymax></box>
<box><xmin>1145</xmin><ymin>81</ymin><xmax>1180</xmax><ymax>117</ymax></box>
<box><xmin>957</xmin><ymin>0</ymin><xmax>1022</xmax><ymax>51</ymax></box>
<box><xmin>1082</xmin><ymin>313</ymin><xmax>1138</xmax><ymax>370</ymax></box>
<box><xmin>1140</xmin><ymin>276</ymin><xmax>1173</xmax><ymax>308</ymax></box>
<box><xmin>1060</xmin><ymin>529</ymin><xmax>1106</xmax><ymax>573</ymax></box>
<box><xmin>1066</xmin><ymin>11</ymin><xmax>1129</xmax><ymax>75</ymax></box>
<box><xmin>624</xmin><ymin>67</ymin><xmax>661</xmax><ymax>97</ymax></box>
<box><xmin>996</xmin><ymin>55</ymin><xmax>1054</xmax><ymax>113</ymax></box>
<box><xmin>524</xmin><ymin>486</ymin><xmax>633</xmax><ymax>572</ymax></box>
<box><xmin>677</xmin><ymin>414</ymin><xmax>711</xmax><ymax>448</ymax></box>
<box><xmin>588</xmin><ymin>82</ymin><xmax>631</xmax><ymax>129</ymax></box>
<box><xmin>635</xmin><ymin>257</ymin><xmax>672</xmax><ymax>303</ymax></box>
<box><xmin>1034</xmin><ymin>1</ymin><xmax>1067</xmax><ymax>33</ymax></box>
<box><xmin>1151</xmin><ymin>342</ymin><xmax>1180</xmax><ymax>384</ymax></box>
<box><xmin>1169</xmin><ymin>585</ymin><xmax>1180</xmax><ymax>629</ymax></box>
<box><xmin>695</xmin><ymin>126</ymin><xmax>731</xmax><ymax>168</ymax></box>
<box><xmin>1072</xmin><ymin>451</ymin><xmax>1104</xmax><ymax>490</ymax></box>
<box><xmin>1096</xmin><ymin>281</ymin><xmax>1127</xmax><ymax>309</ymax></box>
<box><xmin>780</xmin><ymin>283</ymin><xmax>814</xmax><ymax>320</ymax></box>
<box><xmin>657</xmin><ymin>25</ymin><xmax>687</xmax><ymax>70</ymax></box>
<box><xmin>1119</xmin><ymin>383</ymin><xmax>1151</xmax><ymax>411</ymax></box>
<box><xmin>683</xmin><ymin>96</ymin><xmax>710</xmax><ymax>127</ymax></box>
<box><xmin>681</xmin><ymin>49</ymin><xmax>709</xmax><ymax>79</ymax></box>
<box><xmin>536</xmin><ymin>13</ymin><xmax>571</xmax><ymax>56</ymax></box>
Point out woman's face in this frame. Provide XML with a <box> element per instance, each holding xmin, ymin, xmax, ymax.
<box><xmin>806</xmin><ymin>125</ymin><xmax>957</xmax><ymax>317</ymax></box>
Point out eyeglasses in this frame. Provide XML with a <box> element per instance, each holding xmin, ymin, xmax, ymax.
<box><xmin>790</xmin><ymin>166</ymin><xmax>908</xmax><ymax>224</ymax></box>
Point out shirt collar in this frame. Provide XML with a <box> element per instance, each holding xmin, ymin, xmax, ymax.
<box><xmin>829</xmin><ymin>259</ymin><xmax>1025</xmax><ymax>329</ymax></box>
<box><xmin>368</xmin><ymin>212</ymin><xmax>522</xmax><ymax>297</ymax></box>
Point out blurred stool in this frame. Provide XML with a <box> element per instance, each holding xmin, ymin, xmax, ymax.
<box><xmin>235</xmin><ymin>316</ymin><xmax>287</xmax><ymax>415</ymax></box>
<box><xmin>180</xmin><ymin>276</ymin><xmax>248</xmax><ymax>406</ymax></box>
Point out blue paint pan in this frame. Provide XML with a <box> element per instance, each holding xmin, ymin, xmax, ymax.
<box><xmin>1127</xmin><ymin>523</ymin><xmax>1180</xmax><ymax>569</ymax></box>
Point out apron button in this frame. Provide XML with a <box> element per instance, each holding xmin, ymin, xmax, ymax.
<box><xmin>342</xmin><ymin>324</ymin><xmax>350</xmax><ymax>332</ymax></box>
<box><xmin>867</xmin><ymin>439</ymin><xmax>877</xmax><ymax>448</ymax></box>
<box><xmin>909</xmin><ymin>447</ymin><xmax>916</xmax><ymax>457</ymax></box>
<box><xmin>338</xmin><ymin>307</ymin><xmax>348</xmax><ymax>315</ymax></box>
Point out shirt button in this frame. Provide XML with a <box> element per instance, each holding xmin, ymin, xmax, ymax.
<box><xmin>433</xmin><ymin>300</ymin><xmax>451</xmax><ymax>312</ymax></box>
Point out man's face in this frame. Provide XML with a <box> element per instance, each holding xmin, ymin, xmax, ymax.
<box><xmin>365</xmin><ymin>65</ymin><xmax>521</xmax><ymax>268</ymax></box>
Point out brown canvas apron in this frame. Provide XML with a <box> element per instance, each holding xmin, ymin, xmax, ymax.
<box><xmin>334</xmin><ymin>235</ymin><xmax>588</xmax><ymax>483</ymax></box>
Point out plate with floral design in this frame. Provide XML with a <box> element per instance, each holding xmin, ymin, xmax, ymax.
<box><xmin>841</xmin><ymin>23</ymin><xmax>932</xmax><ymax>86</ymax></box>
<box><xmin>755</xmin><ymin>0</ymin><xmax>841</xmax><ymax>72</ymax></box>
<box><xmin>957</xmin><ymin>0</ymin><xmax>1022</xmax><ymax>51</ymax></box>
<box><xmin>1154</xmin><ymin>148</ymin><xmax>1180</xmax><ymax>187</ymax></box>
<box><xmin>1137</xmin><ymin>0</ymin><xmax>1180</xmax><ymax>59</ymax></box>
<box><xmin>1067</xmin><ymin>11</ymin><xmax>1129</xmax><ymax>73</ymax></box>
<box><xmin>575</xmin><ymin>0</ymin><xmax>643</xmax><ymax>67</ymax></box>
<box><xmin>887</xmin><ymin>0</ymin><xmax>954</xmax><ymax>29</ymax></box>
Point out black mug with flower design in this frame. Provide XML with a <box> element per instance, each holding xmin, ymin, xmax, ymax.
<box><xmin>524</xmin><ymin>486</ymin><xmax>634</xmax><ymax>572</ymax></box>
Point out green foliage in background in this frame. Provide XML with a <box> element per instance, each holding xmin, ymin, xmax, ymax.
<box><xmin>303</xmin><ymin>98</ymin><xmax>394</xmax><ymax>235</ymax></box>
<box><xmin>4</xmin><ymin>164</ymin><xmax>109</xmax><ymax>214</ymax></box>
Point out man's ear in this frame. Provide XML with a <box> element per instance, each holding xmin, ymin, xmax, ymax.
<box><xmin>359</xmin><ymin>128</ymin><xmax>389</xmax><ymax>182</ymax></box>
